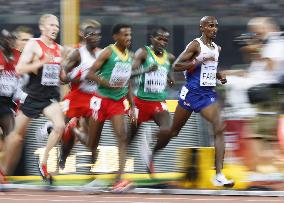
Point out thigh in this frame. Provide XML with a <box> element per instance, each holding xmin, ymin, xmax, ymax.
<box><xmin>171</xmin><ymin>104</ymin><xmax>192</xmax><ymax>133</ymax></box>
<box><xmin>111</xmin><ymin>114</ymin><xmax>127</xmax><ymax>138</ymax></box>
<box><xmin>153</xmin><ymin>110</ymin><xmax>171</xmax><ymax>128</ymax></box>
<box><xmin>43</xmin><ymin>102</ymin><xmax>65</xmax><ymax>126</ymax></box>
<box><xmin>13</xmin><ymin>111</ymin><xmax>31</xmax><ymax>135</ymax></box>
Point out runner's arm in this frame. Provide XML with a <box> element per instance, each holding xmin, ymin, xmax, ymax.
<box><xmin>86</xmin><ymin>47</ymin><xmax>112</xmax><ymax>87</ymax></box>
<box><xmin>173</xmin><ymin>40</ymin><xmax>200</xmax><ymax>72</ymax></box>
<box><xmin>167</xmin><ymin>53</ymin><xmax>175</xmax><ymax>87</ymax></box>
<box><xmin>16</xmin><ymin>39</ymin><xmax>49</xmax><ymax>75</ymax></box>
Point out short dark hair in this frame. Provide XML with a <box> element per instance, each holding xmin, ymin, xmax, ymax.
<box><xmin>112</xmin><ymin>24</ymin><xmax>131</xmax><ymax>35</ymax></box>
<box><xmin>13</xmin><ymin>26</ymin><xmax>34</xmax><ymax>36</ymax></box>
<box><xmin>150</xmin><ymin>26</ymin><xmax>169</xmax><ymax>38</ymax></box>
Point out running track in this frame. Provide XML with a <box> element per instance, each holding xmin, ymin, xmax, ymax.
<box><xmin>0</xmin><ymin>191</ymin><xmax>283</xmax><ymax>203</ymax></box>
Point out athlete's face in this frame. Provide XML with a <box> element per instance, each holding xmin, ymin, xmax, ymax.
<box><xmin>114</xmin><ymin>27</ymin><xmax>132</xmax><ymax>48</ymax></box>
<box><xmin>41</xmin><ymin>16</ymin><xmax>59</xmax><ymax>40</ymax></box>
<box><xmin>201</xmin><ymin>18</ymin><xmax>218</xmax><ymax>39</ymax></box>
<box><xmin>84</xmin><ymin>26</ymin><xmax>102</xmax><ymax>48</ymax></box>
<box><xmin>15</xmin><ymin>32</ymin><xmax>33</xmax><ymax>52</ymax></box>
<box><xmin>151</xmin><ymin>31</ymin><xmax>169</xmax><ymax>53</ymax></box>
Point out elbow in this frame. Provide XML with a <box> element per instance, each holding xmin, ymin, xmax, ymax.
<box><xmin>86</xmin><ymin>71</ymin><xmax>92</xmax><ymax>80</ymax></box>
<box><xmin>172</xmin><ymin>63</ymin><xmax>179</xmax><ymax>72</ymax></box>
<box><xmin>15</xmin><ymin>65</ymin><xmax>24</xmax><ymax>75</ymax></box>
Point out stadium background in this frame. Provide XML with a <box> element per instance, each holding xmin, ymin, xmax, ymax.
<box><xmin>0</xmin><ymin>1</ymin><xmax>283</xmax><ymax>185</ymax></box>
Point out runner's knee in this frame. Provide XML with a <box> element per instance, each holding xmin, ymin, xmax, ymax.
<box><xmin>52</xmin><ymin>122</ymin><xmax>65</xmax><ymax>135</ymax></box>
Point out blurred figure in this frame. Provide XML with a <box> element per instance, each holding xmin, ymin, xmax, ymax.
<box><xmin>127</xmin><ymin>26</ymin><xmax>175</xmax><ymax>175</ymax></box>
<box><xmin>225</xmin><ymin>17</ymin><xmax>284</xmax><ymax>172</ymax></box>
<box><xmin>13</xmin><ymin>26</ymin><xmax>34</xmax><ymax>52</ymax></box>
<box><xmin>239</xmin><ymin>17</ymin><xmax>284</xmax><ymax>172</ymax></box>
<box><xmin>0</xmin><ymin>29</ymin><xmax>19</xmax><ymax>153</ymax></box>
<box><xmin>59</xmin><ymin>20</ymin><xmax>102</xmax><ymax>169</ymax></box>
<box><xmin>166</xmin><ymin>16</ymin><xmax>234</xmax><ymax>187</ymax></box>
<box><xmin>0</xmin><ymin>14</ymin><xmax>65</xmax><ymax>184</ymax></box>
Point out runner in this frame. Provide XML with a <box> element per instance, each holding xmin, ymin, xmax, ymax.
<box><xmin>58</xmin><ymin>20</ymin><xmax>102</xmax><ymax>169</ymax></box>
<box><xmin>86</xmin><ymin>24</ymin><xmax>135</xmax><ymax>191</ymax></box>
<box><xmin>128</xmin><ymin>26</ymin><xmax>175</xmax><ymax>175</ymax></box>
<box><xmin>0</xmin><ymin>14</ymin><xmax>65</xmax><ymax>184</ymax></box>
<box><xmin>0</xmin><ymin>30</ymin><xmax>20</xmax><ymax>152</ymax></box>
<box><xmin>167</xmin><ymin>16</ymin><xmax>234</xmax><ymax>187</ymax></box>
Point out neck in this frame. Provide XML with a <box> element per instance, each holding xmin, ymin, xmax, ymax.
<box><xmin>40</xmin><ymin>35</ymin><xmax>54</xmax><ymax>46</ymax></box>
<box><xmin>201</xmin><ymin>35</ymin><xmax>213</xmax><ymax>46</ymax></box>
<box><xmin>114</xmin><ymin>43</ymin><xmax>126</xmax><ymax>53</ymax></box>
<box><xmin>150</xmin><ymin>45</ymin><xmax>163</xmax><ymax>56</ymax></box>
<box><xmin>86</xmin><ymin>44</ymin><xmax>97</xmax><ymax>54</ymax></box>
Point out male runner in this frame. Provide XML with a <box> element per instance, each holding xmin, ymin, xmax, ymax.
<box><xmin>0</xmin><ymin>14</ymin><xmax>65</xmax><ymax>184</ymax></box>
<box><xmin>128</xmin><ymin>26</ymin><xmax>175</xmax><ymax>174</ymax></box>
<box><xmin>167</xmin><ymin>16</ymin><xmax>234</xmax><ymax>187</ymax></box>
<box><xmin>86</xmin><ymin>24</ymin><xmax>134</xmax><ymax>190</ymax></box>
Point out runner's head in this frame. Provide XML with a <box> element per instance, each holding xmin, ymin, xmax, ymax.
<box><xmin>112</xmin><ymin>24</ymin><xmax>132</xmax><ymax>48</ymax></box>
<box><xmin>13</xmin><ymin>26</ymin><xmax>34</xmax><ymax>52</ymax></box>
<box><xmin>0</xmin><ymin>29</ymin><xmax>16</xmax><ymax>60</ymax></box>
<box><xmin>200</xmin><ymin>16</ymin><xmax>218</xmax><ymax>39</ymax></box>
<box><xmin>83</xmin><ymin>21</ymin><xmax>102</xmax><ymax>49</ymax></box>
<box><xmin>150</xmin><ymin>26</ymin><xmax>170</xmax><ymax>53</ymax></box>
<box><xmin>79</xmin><ymin>19</ymin><xmax>101</xmax><ymax>43</ymax></box>
<box><xmin>39</xmin><ymin>14</ymin><xmax>59</xmax><ymax>40</ymax></box>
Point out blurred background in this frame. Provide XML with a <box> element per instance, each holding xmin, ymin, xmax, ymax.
<box><xmin>1</xmin><ymin>0</ymin><xmax>284</xmax><ymax>190</ymax></box>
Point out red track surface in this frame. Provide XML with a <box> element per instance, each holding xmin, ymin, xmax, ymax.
<box><xmin>0</xmin><ymin>190</ymin><xmax>283</xmax><ymax>203</ymax></box>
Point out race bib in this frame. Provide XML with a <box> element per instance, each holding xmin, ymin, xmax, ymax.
<box><xmin>144</xmin><ymin>69</ymin><xmax>167</xmax><ymax>93</ymax></box>
<box><xmin>0</xmin><ymin>71</ymin><xmax>17</xmax><ymax>97</ymax></box>
<box><xmin>90</xmin><ymin>95</ymin><xmax>102</xmax><ymax>111</ymax></box>
<box><xmin>200</xmin><ymin>61</ymin><xmax>218</xmax><ymax>86</ymax></box>
<box><xmin>41</xmin><ymin>64</ymin><xmax>60</xmax><ymax>86</ymax></box>
<box><xmin>109</xmin><ymin>62</ymin><xmax>131</xmax><ymax>87</ymax></box>
<box><xmin>179</xmin><ymin>86</ymin><xmax>189</xmax><ymax>100</ymax></box>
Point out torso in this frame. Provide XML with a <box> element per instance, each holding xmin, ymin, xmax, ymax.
<box><xmin>25</xmin><ymin>38</ymin><xmax>62</xmax><ymax>100</ymax></box>
<box><xmin>184</xmin><ymin>37</ymin><xmax>219</xmax><ymax>94</ymax></box>
<box><xmin>136</xmin><ymin>46</ymin><xmax>170</xmax><ymax>101</ymax></box>
<box><xmin>97</xmin><ymin>44</ymin><xmax>132</xmax><ymax>100</ymax></box>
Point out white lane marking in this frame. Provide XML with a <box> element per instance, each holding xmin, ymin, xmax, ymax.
<box><xmin>246</xmin><ymin>200</ymin><xmax>282</xmax><ymax>202</ymax></box>
<box><xmin>193</xmin><ymin>198</ymin><xmax>237</xmax><ymax>201</ymax></box>
<box><xmin>146</xmin><ymin>197</ymin><xmax>187</xmax><ymax>200</ymax></box>
<box><xmin>0</xmin><ymin>197</ymin><xmax>86</xmax><ymax>202</ymax></box>
<box><xmin>102</xmin><ymin>196</ymin><xmax>140</xmax><ymax>199</ymax></box>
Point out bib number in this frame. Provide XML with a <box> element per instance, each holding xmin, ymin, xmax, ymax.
<box><xmin>0</xmin><ymin>72</ymin><xmax>17</xmax><ymax>97</ymax></box>
<box><xmin>144</xmin><ymin>69</ymin><xmax>167</xmax><ymax>93</ymax></box>
<box><xmin>179</xmin><ymin>86</ymin><xmax>189</xmax><ymax>100</ymax></box>
<box><xmin>41</xmin><ymin>64</ymin><xmax>60</xmax><ymax>86</ymax></box>
<box><xmin>200</xmin><ymin>61</ymin><xmax>218</xmax><ymax>86</ymax></box>
<box><xmin>90</xmin><ymin>96</ymin><xmax>102</xmax><ymax>111</ymax></box>
<box><xmin>109</xmin><ymin>62</ymin><xmax>131</xmax><ymax>87</ymax></box>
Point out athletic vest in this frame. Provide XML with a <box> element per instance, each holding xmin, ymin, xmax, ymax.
<box><xmin>136</xmin><ymin>46</ymin><xmax>170</xmax><ymax>101</ymax></box>
<box><xmin>97</xmin><ymin>44</ymin><xmax>132</xmax><ymax>100</ymax></box>
<box><xmin>25</xmin><ymin>39</ymin><xmax>61</xmax><ymax>100</ymax></box>
<box><xmin>78</xmin><ymin>46</ymin><xmax>100</xmax><ymax>93</ymax></box>
<box><xmin>184</xmin><ymin>38</ymin><xmax>219</xmax><ymax>94</ymax></box>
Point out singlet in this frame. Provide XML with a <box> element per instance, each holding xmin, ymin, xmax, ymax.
<box><xmin>184</xmin><ymin>38</ymin><xmax>219</xmax><ymax>94</ymax></box>
<box><xmin>25</xmin><ymin>39</ymin><xmax>61</xmax><ymax>100</ymax></box>
<box><xmin>0</xmin><ymin>48</ymin><xmax>21</xmax><ymax>100</ymax></box>
<box><xmin>97</xmin><ymin>44</ymin><xmax>132</xmax><ymax>100</ymax></box>
<box><xmin>136</xmin><ymin>46</ymin><xmax>171</xmax><ymax>101</ymax></box>
<box><xmin>69</xmin><ymin>46</ymin><xmax>101</xmax><ymax>93</ymax></box>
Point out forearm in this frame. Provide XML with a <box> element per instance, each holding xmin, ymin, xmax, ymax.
<box><xmin>173</xmin><ymin>60</ymin><xmax>196</xmax><ymax>72</ymax></box>
<box><xmin>127</xmin><ymin>83</ymin><xmax>135</xmax><ymax>107</ymax></box>
<box><xmin>131</xmin><ymin>68</ymin><xmax>148</xmax><ymax>78</ymax></box>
